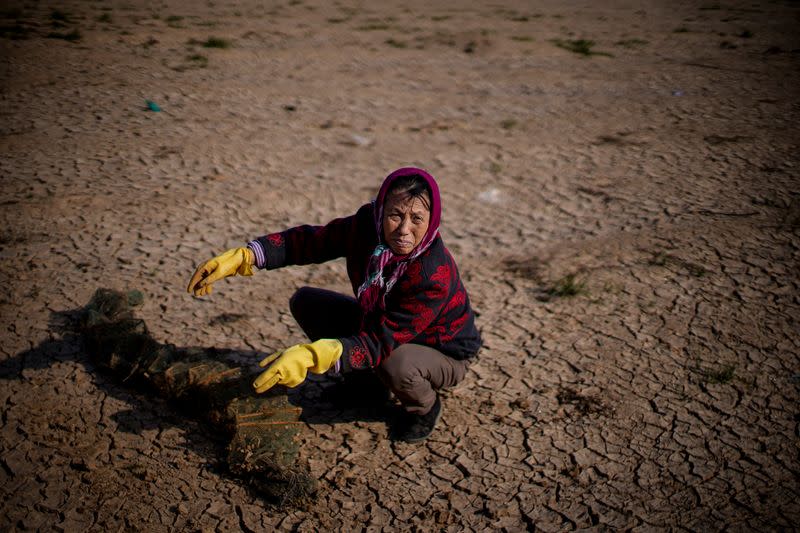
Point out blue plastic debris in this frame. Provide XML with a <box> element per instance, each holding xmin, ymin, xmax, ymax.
<box><xmin>145</xmin><ymin>100</ymin><xmax>162</xmax><ymax>112</ymax></box>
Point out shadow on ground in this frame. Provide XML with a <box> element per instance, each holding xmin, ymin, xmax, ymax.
<box><xmin>0</xmin><ymin>290</ymin><xmax>398</xmax><ymax>506</ymax></box>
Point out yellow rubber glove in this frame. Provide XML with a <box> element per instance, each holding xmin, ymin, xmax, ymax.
<box><xmin>187</xmin><ymin>247</ymin><xmax>254</xmax><ymax>296</ymax></box>
<box><xmin>253</xmin><ymin>339</ymin><xmax>343</xmax><ymax>393</ymax></box>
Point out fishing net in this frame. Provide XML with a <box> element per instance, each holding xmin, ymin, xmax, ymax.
<box><xmin>79</xmin><ymin>288</ymin><xmax>315</xmax><ymax>503</ymax></box>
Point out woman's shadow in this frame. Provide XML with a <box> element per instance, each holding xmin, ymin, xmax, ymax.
<box><xmin>0</xmin><ymin>291</ymin><xmax>397</xmax><ymax>502</ymax></box>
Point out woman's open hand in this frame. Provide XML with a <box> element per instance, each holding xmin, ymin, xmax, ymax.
<box><xmin>187</xmin><ymin>247</ymin><xmax>254</xmax><ymax>296</ymax></box>
<box><xmin>253</xmin><ymin>339</ymin><xmax>343</xmax><ymax>393</ymax></box>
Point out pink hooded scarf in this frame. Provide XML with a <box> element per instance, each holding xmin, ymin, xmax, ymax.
<box><xmin>356</xmin><ymin>167</ymin><xmax>442</xmax><ymax>312</ymax></box>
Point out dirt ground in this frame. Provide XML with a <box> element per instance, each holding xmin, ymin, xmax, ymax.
<box><xmin>1</xmin><ymin>0</ymin><xmax>799</xmax><ymax>530</ymax></box>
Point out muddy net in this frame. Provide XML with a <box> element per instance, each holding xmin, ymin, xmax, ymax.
<box><xmin>79</xmin><ymin>288</ymin><xmax>315</xmax><ymax>504</ymax></box>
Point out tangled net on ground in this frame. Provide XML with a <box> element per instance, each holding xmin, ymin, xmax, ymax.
<box><xmin>79</xmin><ymin>288</ymin><xmax>315</xmax><ymax>504</ymax></box>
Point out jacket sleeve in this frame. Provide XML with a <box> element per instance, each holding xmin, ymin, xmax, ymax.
<box><xmin>337</xmin><ymin>261</ymin><xmax>453</xmax><ymax>371</ymax></box>
<box><xmin>248</xmin><ymin>211</ymin><xmax>362</xmax><ymax>270</ymax></box>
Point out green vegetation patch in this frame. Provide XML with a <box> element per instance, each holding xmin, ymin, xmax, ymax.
<box><xmin>385</xmin><ymin>38</ymin><xmax>407</xmax><ymax>48</ymax></box>
<box><xmin>357</xmin><ymin>23</ymin><xmax>391</xmax><ymax>31</ymax></box>
<box><xmin>693</xmin><ymin>362</ymin><xmax>737</xmax><ymax>386</ymax></box>
<box><xmin>704</xmin><ymin>364</ymin><xmax>737</xmax><ymax>384</ymax></box>
<box><xmin>50</xmin><ymin>9</ymin><xmax>71</xmax><ymax>23</ymax></box>
<box><xmin>548</xmin><ymin>274</ymin><xmax>587</xmax><ymax>298</ymax></box>
<box><xmin>614</xmin><ymin>38</ymin><xmax>648</xmax><ymax>48</ymax></box>
<box><xmin>649</xmin><ymin>252</ymin><xmax>707</xmax><ymax>277</ymax></box>
<box><xmin>551</xmin><ymin>38</ymin><xmax>612</xmax><ymax>57</ymax></box>
<box><xmin>47</xmin><ymin>29</ymin><xmax>82</xmax><ymax>42</ymax></box>
<box><xmin>202</xmin><ymin>36</ymin><xmax>231</xmax><ymax>48</ymax></box>
<box><xmin>187</xmin><ymin>54</ymin><xmax>208</xmax><ymax>67</ymax></box>
<box><xmin>556</xmin><ymin>386</ymin><xmax>610</xmax><ymax>416</ymax></box>
<box><xmin>166</xmin><ymin>15</ymin><xmax>184</xmax><ymax>27</ymax></box>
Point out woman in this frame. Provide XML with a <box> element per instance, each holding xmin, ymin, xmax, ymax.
<box><xmin>187</xmin><ymin>167</ymin><xmax>481</xmax><ymax>442</ymax></box>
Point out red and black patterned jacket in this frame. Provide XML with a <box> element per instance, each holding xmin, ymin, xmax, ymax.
<box><xmin>250</xmin><ymin>202</ymin><xmax>481</xmax><ymax>372</ymax></box>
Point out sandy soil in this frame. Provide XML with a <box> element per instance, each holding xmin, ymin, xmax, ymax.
<box><xmin>2</xmin><ymin>0</ymin><xmax>799</xmax><ymax>530</ymax></box>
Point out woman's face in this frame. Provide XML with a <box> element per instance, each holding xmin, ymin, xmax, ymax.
<box><xmin>382</xmin><ymin>191</ymin><xmax>431</xmax><ymax>255</ymax></box>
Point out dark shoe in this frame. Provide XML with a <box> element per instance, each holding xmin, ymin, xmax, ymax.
<box><xmin>393</xmin><ymin>396</ymin><xmax>442</xmax><ymax>443</ymax></box>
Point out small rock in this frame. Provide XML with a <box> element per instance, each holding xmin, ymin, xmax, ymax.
<box><xmin>237</xmin><ymin>504</ymin><xmax>263</xmax><ymax>531</ymax></box>
<box><xmin>454</xmin><ymin>454</ymin><xmax>475</xmax><ymax>477</ymax></box>
<box><xmin>341</xmin><ymin>134</ymin><xmax>373</xmax><ymax>147</ymax></box>
<box><xmin>510</xmin><ymin>397</ymin><xmax>531</xmax><ymax>410</ymax></box>
<box><xmin>70</xmin><ymin>457</ymin><xmax>94</xmax><ymax>472</ymax></box>
<box><xmin>206</xmin><ymin>501</ymin><xmax>228</xmax><ymax>519</ymax></box>
<box><xmin>477</xmin><ymin>188</ymin><xmax>503</xmax><ymax>204</ymax></box>
<box><xmin>3</xmin><ymin>450</ymin><xmax>32</xmax><ymax>477</ymax></box>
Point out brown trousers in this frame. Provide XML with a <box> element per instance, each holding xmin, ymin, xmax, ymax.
<box><xmin>290</xmin><ymin>287</ymin><xmax>469</xmax><ymax>414</ymax></box>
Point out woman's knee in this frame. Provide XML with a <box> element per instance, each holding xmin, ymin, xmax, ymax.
<box><xmin>380</xmin><ymin>344</ymin><xmax>469</xmax><ymax>392</ymax></box>
<box><xmin>379</xmin><ymin>344</ymin><xmax>423</xmax><ymax>389</ymax></box>
<box><xmin>289</xmin><ymin>286</ymin><xmax>313</xmax><ymax>319</ymax></box>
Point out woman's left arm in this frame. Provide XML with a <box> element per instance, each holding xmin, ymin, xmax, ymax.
<box><xmin>337</xmin><ymin>262</ymin><xmax>454</xmax><ymax>371</ymax></box>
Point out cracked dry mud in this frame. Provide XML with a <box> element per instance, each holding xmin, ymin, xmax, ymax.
<box><xmin>1</xmin><ymin>0</ymin><xmax>798</xmax><ymax>530</ymax></box>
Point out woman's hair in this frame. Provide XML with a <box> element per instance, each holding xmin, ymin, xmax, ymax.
<box><xmin>385</xmin><ymin>174</ymin><xmax>432</xmax><ymax>210</ymax></box>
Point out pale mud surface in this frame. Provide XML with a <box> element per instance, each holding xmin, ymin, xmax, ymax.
<box><xmin>1</xmin><ymin>0</ymin><xmax>799</xmax><ymax>530</ymax></box>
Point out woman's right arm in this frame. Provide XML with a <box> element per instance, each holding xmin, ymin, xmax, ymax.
<box><xmin>187</xmin><ymin>246</ymin><xmax>255</xmax><ymax>296</ymax></box>
<box><xmin>248</xmin><ymin>203</ymin><xmax>372</xmax><ymax>270</ymax></box>
<box><xmin>188</xmin><ymin>203</ymin><xmax>372</xmax><ymax>296</ymax></box>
